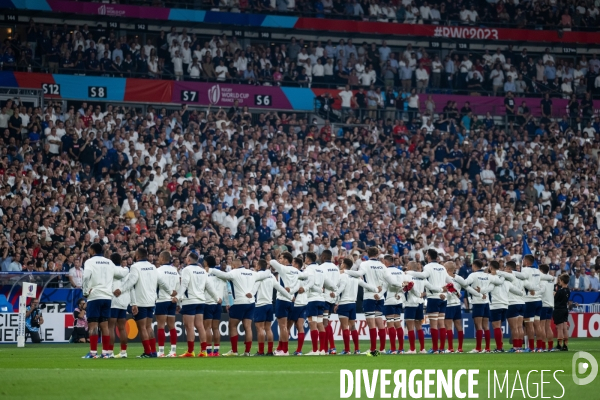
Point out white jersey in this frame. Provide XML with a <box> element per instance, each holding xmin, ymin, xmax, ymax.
<box><xmin>120</xmin><ymin>261</ymin><xmax>160</xmax><ymax>307</ymax></box>
<box><xmin>254</xmin><ymin>274</ymin><xmax>294</xmax><ymax>307</ymax></box>
<box><xmin>404</xmin><ymin>275</ymin><xmax>441</xmax><ymax>307</ymax></box>
<box><xmin>410</xmin><ymin>262</ymin><xmax>450</xmax><ymax>300</ymax></box>
<box><xmin>541</xmin><ymin>276</ymin><xmax>554</xmax><ymax>308</ymax></box>
<box><xmin>206</xmin><ymin>268</ymin><xmax>229</xmax><ymax>306</ymax></box>
<box><xmin>463</xmin><ymin>270</ymin><xmax>505</xmax><ymax>305</ymax></box>
<box><xmin>269</xmin><ymin>260</ymin><xmax>300</xmax><ymax>302</ymax></box>
<box><xmin>337</xmin><ymin>273</ymin><xmax>377</xmax><ymax>305</ymax></box>
<box><xmin>294</xmin><ymin>270</ymin><xmax>314</xmax><ymax>307</ymax></box>
<box><xmin>178</xmin><ymin>264</ymin><xmax>218</xmax><ymax>306</ymax></box>
<box><xmin>83</xmin><ymin>255</ymin><xmax>128</xmax><ymax>302</ymax></box>
<box><xmin>513</xmin><ymin>267</ymin><xmax>553</xmax><ymax>302</ymax></box>
<box><xmin>348</xmin><ymin>259</ymin><xmax>386</xmax><ymax>301</ymax></box>
<box><xmin>490</xmin><ymin>279</ymin><xmax>524</xmax><ymax>310</ymax></box>
<box><xmin>111</xmin><ymin>266</ymin><xmax>133</xmax><ymax>310</ymax></box>
<box><xmin>383</xmin><ymin>268</ymin><xmax>407</xmax><ymax>306</ymax></box>
<box><xmin>156</xmin><ymin>264</ymin><xmax>180</xmax><ymax>303</ymax></box>
<box><xmin>212</xmin><ymin>268</ymin><xmax>273</xmax><ymax>305</ymax></box>
<box><xmin>305</xmin><ymin>263</ymin><xmax>327</xmax><ymax>303</ymax></box>
<box><xmin>321</xmin><ymin>261</ymin><xmax>340</xmax><ymax>304</ymax></box>
<box><xmin>447</xmin><ymin>275</ymin><xmax>482</xmax><ymax>307</ymax></box>
<box><xmin>496</xmin><ymin>271</ymin><xmax>525</xmax><ymax>305</ymax></box>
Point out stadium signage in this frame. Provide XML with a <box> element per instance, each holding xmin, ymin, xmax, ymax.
<box><xmin>174</xmin><ymin>82</ymin><xmax>293</xmax><ymax>108</ymax></box>
<box><xmin>434</xmin><ymin>26</ymin><xmax>499</xmax><ymax>40</ymax></box>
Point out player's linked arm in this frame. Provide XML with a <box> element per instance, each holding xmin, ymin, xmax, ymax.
<box><xmin>540</xmin><ymin>274</ymin><xmax>554</xmax><ymax>282</ymax></box>
<box><xmin>508</xmin><ymin>282</ymin><xmax>524</xmax><ymax>297</ymax></box>
<box><xmin>273</xmin><ymin>280</ymin><xmax>293</xmax><ymax>301</ymax></box>
<box><xmin>496</xmin><ymin>270</ymin><xmax>515</xmax><ymax>282</ymax></box>
<box><xmin>211</xmin><ymin>269</ymin><xmax>233</xmax><ymax>281</ymax></box>
<box><xmin>205</xmin><ymin>279</ymin><xmax>221</xmax><ymax>303</ymax></box>
<box><xmin>119</xmin><ymin>265</ymin><xmax>139</xmax><ymax>293</ymax></box>
<box><xmin>357</xmin><ymin>278</ymin><xmax>378</xmax><ymax>293</ymax></box>
<box><xmin>177</xmin><ymin>269</ymin><xmax>191</xmax><ymax>302</ymax></box>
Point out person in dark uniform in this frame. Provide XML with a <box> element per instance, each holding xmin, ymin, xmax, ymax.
<box><xmin>553</xmin><ymin>273</ymin><xmax>570</xmax><ymax>351</ymax></box>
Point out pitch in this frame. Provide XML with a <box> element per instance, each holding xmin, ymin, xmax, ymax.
<box><xmin>0</xmin><ymin>338</ymin><xmax>597</xmax><ymax>399</ymax></box>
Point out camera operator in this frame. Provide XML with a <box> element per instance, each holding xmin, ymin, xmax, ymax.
<box><xmin>25</xmin><ymin>298</ymin><xmax>45</xmax><ymax>343</ymax></box>
<box><xmin>72</xmin><ymin>298</ymin><xmax>89</xmax><ymax>343</ymax></box>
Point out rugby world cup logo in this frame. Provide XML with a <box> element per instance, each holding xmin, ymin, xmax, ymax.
<box><xmin>208</xmin><ymin>85</ymin><xmax>221</xmax><ymax>105</ymax></box>
<box><xmin>98</xmin><ymin>4</ymin><xmax>106</xmax><ymax>15</ymax></box>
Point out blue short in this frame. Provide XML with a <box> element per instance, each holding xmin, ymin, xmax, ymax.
<box><xmin>323</xmin><ymin>302</ymin><xmax>336</xmax><ymax>315</ymax></box>
<box><xmin>254</xmin><ymin>304</ymin><xmax>273</xmax><ymax>323</ymax></box>
<box><xmin>490</xmin><ymin>308</ymin><xmax>508</xmax><ymax>323</ymax></box>
<box><xmin>155</xmin><ymin>301</ymin><xmax>177</xmax><ymax>316</ymax></box>
<box><xmin>337</xmin><ymin>304</ymin><xmax>357</xmax><ymax>320</ymax></box>
<box><xmin>289</xmin><ymin>305</ymin><xmax>306</xmax><ymax>322</ymax></box>
<box><xmin>229</xmin><ymin>303</ymin><xmax>255</xmax><ymax>320</ymax></box>
<box><xmin>363</xmin><ymin>299</ymin><xmax>384</xmax><ymax>314</ymax></box>
<box><xmin>181</xmin><ymin>303</ymin><xmax>204</xmax><ymax>316</ymax></box>
<box><xmin>404</xmin><ymin>304</ymin><xmax>424</xmax><ymax>320</ymax></box>
<box><xmin>445</xmin><ymin>305</ymin><xmax>462</xmax><ymax>321</ymax></box>
<box><xmin>110</xmin><ymin>308</ymin><xmax>127</xmax><ymax>320</ymax></box>
<box><xmin>306</xmin><ymin>300</ymin><xmax>325</xmax><ymax>318</ymax></box>
<box><xmin>426</xmin><ymin>298</ymin><xmax>447</xmax><ymax>314</ymax></box>
<box><xmin>524</xmin><ymin>301</ymin><xmax>543</xmax><ymax>318</ymax></box>
<box><xmin>472</xmin><ymin>303</ymin><xmax>491</xmax><ymax>319</ymax></box>
<box><xmin>541</xmin><ymin>306</ymin><xmax>553</xmax><ymax>321</ymax></box>
<box><xmin>204</xmin><ymin>303</ymin><xmax>222</xmax><ymax>320</ymax></box>
<box><xmin>134</xmin><ymin>306</ymin><xmax>155</xmax><ymax>321</ymax></box>
<box><xmin>275</xmin><ymin>299</ymin><xmax>293</xmax><ymax>319</ymax></box>
<box><xmin>87</xmin><ymin>299</ymin><xmax>111</xmax><ymax>321</ymax></box>
<box><xmin>384</xmin><ymin>304</ymin><xmax>402</xmax><ymax>316</ymax></box>
<box><xmin>507</xmin><ymin>304</ymin><xmax>524</xmax><ymax>319</ymax></box>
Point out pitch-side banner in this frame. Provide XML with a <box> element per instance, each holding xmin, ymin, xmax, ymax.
<box><xmin>0</xmin><ymin>313</ymin><xmax>70</xmax><ymax>343</ymax></box>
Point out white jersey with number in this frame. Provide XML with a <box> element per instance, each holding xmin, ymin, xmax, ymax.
<box><xmin>120</xmin><ymin>261</ymin><xmax>160</xmax><ymax>307</ymax></box>
<box><xmin>83</xmin><ymin>255</ymin><xmax>128</xmax><ymax>302</ymax></box>
<box><xmin>156</xmin><ymin>264</ymin><xmax>180</xmax><ymax>303</ymax></box>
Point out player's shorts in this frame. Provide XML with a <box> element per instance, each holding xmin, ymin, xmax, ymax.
<box><xmin>472</xmin><ymin>303</ymin><xmax>491</xmax><ymax>319</ymax></box>
<box><xmin>275</xmin><ymin>299</ymin><xmax>293</xmax><ymax>319</ymax></box>
<box><xmin>306</xmin><ymin>300</ymin><xmax>325</xmax><ymax>318</ymax></box>
<box><xmin>541</xmin><ymin>306</ymin><xmax>553</xmax><ymax>321</ymax></box>
<box><xmin>384</xmin><ymin>304</ymin><xmax>402</xmax><ymax>316</ymax></box>
<box><xmin>254</xmin><ymin>304</ymin><xmax>273</xmax><ymax>323</ymax></box>
<box><xmin>204</xmin><ymin>303</ymin><xmax>222</xmax><ymax>320</ymax></box>
<box><xmin>134</xmin><ymin>306</ymin><xmax>155</xmax><ymax>321</ymax></box>
<box><xmin>155</xmin><ymin>301</ymin><xmax>177</xmax><ymax>316</ymax></box>
<box><xmin>289</xmin><ymin>305</ymin><xmax>306</xmax><ymax>322</ymax></box>
<box><xmin>363</xmin><ymin>299</ymin><xmax>384</xmax><ymax>315</ymax></box>
<box><xmin>445</xmin><ymin>305</ymin><xmax>462</xmax><ymax>321</ymax></box>
<box><xmin>337</xmin><ymin>303</ymin><xmax>357</xmax><ymax>320</ymax></box>
<box><xmin>552</xmin><ymin>309</ymin><xmax>568</xmax><ymax>325</ymax></box>
<box><xmin>323</xmin><ymin>302</ymin><xmax>336</xmax><ymax>315</ymax></box>
<box><xmin>404</xmin><ymin>305</ymin><xmax>425</xmax><ymax>320</ymax></box>
<box><xmin>524</xmin><ymin>301</ymin><xmax>543</xmax><ymax>318</ymax></box>
<box><xmin>110</xmin><ymin>308</ymin><xmax>127</xmax><ymax>319</ymax></box>
<box><xmin>426</xmin><ymin>298</ymin><xmax>447</xmax><ymax>314</ymax></box>
<box><xmin>229</xmin><ymin>303</ymin><xmax>255</xmax><ymax>320</ymax></box>
<box><xmin>87</xmin><ymin>299</ymin><xmax>111</xmax><ymax>322</ymax></box>
<box><xmin>507</xmin><ymin>304</ymin><xmax>524</xmax><ymax>319</ymax></box>
<box><xmin>490</xmin><ymin>308</ymin><xmax>508</xmax><ymax>323</ymax></box>
<box><xmin>181</xmin><ymin>303</ymin><xmax>204</xmax><ymax>316</ymax></box>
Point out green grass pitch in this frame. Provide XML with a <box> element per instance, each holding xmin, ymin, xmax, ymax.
<box><xmin>0</xmin><ymin>339</ymin><xmax>598</xmax><ymax>399</ymax></box>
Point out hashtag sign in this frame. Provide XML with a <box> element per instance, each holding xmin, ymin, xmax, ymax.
<box><xmin>434</xmin><ymin>27</ymin><xmax>442</xmax><ymax>37</ymax></box>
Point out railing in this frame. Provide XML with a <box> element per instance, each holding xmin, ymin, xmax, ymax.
<box><xmin>571</xmin><ymin>303</ymin><xmax>600</xmax><ymax>313</ymax></box>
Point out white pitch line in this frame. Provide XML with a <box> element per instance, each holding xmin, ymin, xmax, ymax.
<box><xmin>0</xmin><ymin>368</ymin><xmax>336</xmax><ymax>374</ymax></box>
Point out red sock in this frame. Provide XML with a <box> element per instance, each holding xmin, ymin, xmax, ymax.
<box><xmin>277</xmin><ymin>342</ymin><xmax>282</xmax><ymax>351</ymax></box>
<box><xmin>201</xmin><ymin>342</ymin><xmax>207</xmax><ymax>351</ymax></box>
<box><xmin>120</xmin><ymin>342</ymin><xmax>127</xmax><ymax>351</ymax></box>
<box><xmin>327</xmin><ymin>324</ymin><xmax>335</xmax><ymax>349</ymax></box>
<box><xmin>548</xmin><ymin>340</ymin><xmax>553</xmax><ymax>349</ymax></box>
<box><xmin>439</xmin><ymin>327</ymin><xmax>446</xmax><ymax>350</ymax></box>
<box><xmin>408</xmin><ymin>330</ymin><xmax>416</xmax><ymax>351</ymax></box>
<box><xmin>342</xmin><ymin>329</ymin><xmax>350</xmax><ymax>352</ymax></box>
<box><xmin>245</xmin><ymin>341</ymin><xmax>252</xmax><ymax>353</ymax></box>
<box><xmin>157</xmin><ymin>329</ymin><xmax>166</xmax><ymax>347</ymax></box>
<box><xmin>351</xmin><ymin>330</ymin><xmax>359</xmax><ymax>351</ymax></box>
<box><xmin>431</xmin><ymin>328</ymin><xmax>439</xmax><ymax>351</ymax></box>
<box><xmin>283</xmin><ymin>341</ymin><xmax>289</xmax><ymax>353</ymax></box>
<box><xmin>417</xmin><ymin>329</ymin><xmax>425</xmax><ymax>351</ymax></box>
<box><xmin>397</xmin><ymin>327</ymin><xmax>404</xmax><ymax>351</ymax></box>
<box><xmin>231</xmin><ymin>335</ymin><xmax>238</xmax><ymax>353</ymax></box>
<box><xmin>170</xmin><ymin>329</ymin><xmax>177</xmax><ymax>346</ymax></box>
<box><xmin>476</xmin><ymin>330</ymin><xmax>483</xmax><ymax>351</ymax></box>
<box><xmin>319</xmin><ymin>331</ymin><xmax>327</xmax><ymax>352</ymax></box>
<box><xmin>297</xmin><ymin>332</ymin><xmax>305</xmax><ymax>353</ymax></box>
<box><xmin>515</xmin><ymin>338</ymin><xmax>521</xmax><ymax>348</ymax></box>
<box><xmin>102</xmin><ymin>336</ymin><xmax>111</xmax><ymax>351</ymax></box>
<box><xmin>369</xmin><ymin>328</ymin><xmax>377</xmax><ymax>351</ymax></box>
<box><xmin>267</xmin><ymin>341</ymin><xmax>273</xmax><ymax>353</ymax></box>
<box><xmin>187</xmin><ymin>340</ymin><xmax>194</xmax><ymax>353</ymax></box>
<box><xmin>447</xmin><ymin>330</ymin><xmax>454</xmax><ymax>350</ymax></box>
<box><xmin>378</xmin><ymin>328</ymin><xmax>386</xmax><ymax>351</ymax></box>
<box><xmin>141</xmin><ymin>339</ymin><xmax>150</xmax><ymax>354</ymax></box>
<box><xmin>537</xmin><ymin>339</ymin><xmax>544</xmax><ymax>349</ymax></box>
<box><xmin>150</xmin><ymin>338</ymin><xmax>156</xmax><ymax>352</ymax></box>
<box><xmin>529</xmin><ymin>338</ymin><xmax>535</xmax><ymax>350</ymax></box>
<box><xmin>494</xmin><ymin>328</ymin><xmax>503</xmax><ymax>350</ymax></box>
<box><xmin>484</xmin><ymin>329</ymin><xmax>491</xmax><ymax>351</ymax></box>
<box><xmin>258</xmin><ymin>342</ymin><xmax>265</xmax><ymax>354</ymax></box>
<box><xmin>90</xmin><ymin>335</ymin><xmax>98</xmax><ymax>352</ymax></box>
<box><xmin>458</xmin><ymin>330</ymin><xmax>464</xmax><ymax>350</ymax></box>
<box><xmin>311</xmin><ymin>330</ymin><xmax>319</xmax><ymax>352</ymax></box>
<box><xmin>388</xmin><ymin>327</ymin><xmax>397</xmax><ymax>351</ymax></box>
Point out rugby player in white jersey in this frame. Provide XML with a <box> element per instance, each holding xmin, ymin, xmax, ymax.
<box><xmin>381</xmin><ymin>255</ymin><xmax>407</xmax><ymax>354</ymax></box>
<box><xmin>204</xmin><ymin>256</ymin><xmax>229</xmax><ymax>357</ymax></box>
<box><xmin>336</xmin><ymin>258</ymin><xmax>380</xmax><ymax>354</ymax></box>
<box><xmin>321</xmin><ymin>250</ymin><xmax>340</xmax><ymax>354</ymax></box>
<box><xmin>254</xmin><ymin>259</ymin><xmax>294</xmax><ymax>356</ymax></box>
<box><xmin>538</xmin><ymin>264</ymin><xmax>555</xmax><ymax>352</ymax></box>
<box><xmin>345</xmin><ymin>247</ymin><xmax>387</xmax><ymax>356</ymax></box>
<box><xmin>269</xmin><ymin>252</ymin><xmax>300</xmax><ymax>355</ymax></box>
<box><xmin>176</xmin><ymin>251</ymin><xmax>220</xmax><ymax>358</ymax></box>
<box><xmin>82</xmin><ymin>243</ymin><xmax>129</xmax><ymax>359</ymax></box>
<box><xmin>155</xmin><ymin>251</ymin><xmax>180</xmax><ymax>358</ymax></box>
<box><xmin>488</xmin><ymin>261</ymin><xmax>524</xmax><ymax>352</ymax></box>
<box><xmin>288</xmin><ymin>256</ymin><xmax>312</xmax><ymax>355</ymax></box>
<box><xmin>212</xmin><ymin>256</ymin><xmax>274</xmax><ymax>356</ymax></box>
<box><xmin>108</xmin><ymin>253</ymin><xmax>133</xmax><ymax>358</ymax></box>
<box><xmin>500</xmin><ymin>261</ymin><xmax>526</xmax><ymax>352</ymax></box>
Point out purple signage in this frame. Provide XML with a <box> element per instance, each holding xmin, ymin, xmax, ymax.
<box><xmin>47</xmin><ymin>0</ymin><xmax>171</xmax><ymax>20</ymax></box>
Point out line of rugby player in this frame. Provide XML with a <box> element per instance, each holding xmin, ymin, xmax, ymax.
<box><xmin>80</xmin><ymin>242</ymin><xmax>565</xmax><ymax>358</ymax></box>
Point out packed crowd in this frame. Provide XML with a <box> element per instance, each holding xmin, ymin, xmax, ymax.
<box><xmin>1</xmin><ymin>88</ymin><xmax>600</xmax><ymax>293</ymax></box>
<box><xmin>4</xmin><ymin>21</ymin><xmax>600</xmax><ymax>98</ymax></box>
